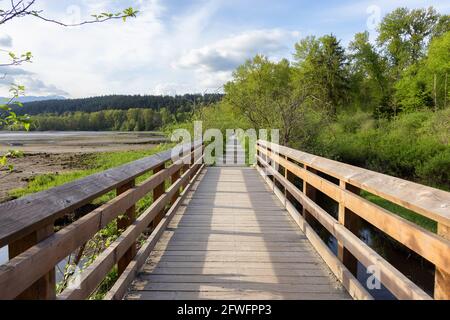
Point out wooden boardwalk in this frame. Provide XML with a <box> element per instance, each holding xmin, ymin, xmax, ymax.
<box><xmin>2</xmin><ymin>139</ymin><xmax>449</xmax><ymax>300</ymax></box>
<box><xmin>125</xmin><ymin>167</ymin><xmax>350</xmax><ymax>300</ymax></box>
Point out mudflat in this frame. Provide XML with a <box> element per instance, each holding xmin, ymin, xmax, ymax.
<box><xmin>0</xmin><ymin>131</ymin><xmax>166</xmax><ymax>202</ymax></box>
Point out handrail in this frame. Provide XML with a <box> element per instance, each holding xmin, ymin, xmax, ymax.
<box><xmin>257</xmin><ymin>140</ymin><xmax>450</xmax><ymax>226</ymax></box>
<box><xmin>0</xmin><ymin>140</ymin><xmax>202</xmax><ymax>247</ymax></box>
<box><xmin>0</xmin><ymin>141</ymin><xmax>204</xmax><ymax>299</ymax></box>
<box><xmin>256</xmin><ymin>139</ymin><xmax>450</xmax><ymax>300</ymax></box>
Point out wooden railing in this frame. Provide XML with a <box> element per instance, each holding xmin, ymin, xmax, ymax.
<box><xmin>0</xmin><ymin>141</ymin><xmax>204</xmax><ymax>300</ymax></box>
<box><xmin>256</xmin><ymin>140</ymin><xmax>450</xmax><ymax>300</ymax></box>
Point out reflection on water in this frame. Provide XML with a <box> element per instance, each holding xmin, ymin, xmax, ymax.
<box><xmin>0</xmin><ymin>246</ymin><xmax>8</xmax><ymax>265</ymax></box>
<box><xmin>0</xmin><ymin>245</ymin><xmax>72</xmax><ymax>284</ymax></box>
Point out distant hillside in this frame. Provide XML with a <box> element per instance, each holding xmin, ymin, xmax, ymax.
<box><xmin>1</xmin><ymin>95</ymin><xmax>66</xmax><ymax>104</ymax></box>
<box><xmin>14</xmin><ymin>94</ymin><xmax>223</xmax><ymax>115</ymax></box>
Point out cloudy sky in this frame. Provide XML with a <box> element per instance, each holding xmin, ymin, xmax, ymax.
<box><xmin>0</xmin><ymin>0</ymin><xmax>448</xmax><ymax>98</ymax></box>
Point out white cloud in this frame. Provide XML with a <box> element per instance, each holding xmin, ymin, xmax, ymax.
<box><xmin>173</xmin><ymin>29</ymin><xmax>300</xmax><ymax>91</ymax></box>
<box><xmin>176</xmin><ymin>29</ymin><xmax>300</xmax><ymax>72</ymax></box>
<box><xmin>0</xmin><ymin>67</ymin><xmax>69</xmax><ymax>97</ymax></box>
<box><xmin>0</xmin><ymin>34</ymin><xmax>13</xmax><ymax>47</ymax></box>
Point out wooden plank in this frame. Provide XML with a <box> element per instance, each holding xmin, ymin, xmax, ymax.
<box><xmin>148</xmin><ymin>254</ymin><xmax>319</xmax><ymax>263</ymax></box>
<box><xmin>9</xmin><ymin>224</ymin><xmax>56</xmax><ymax>300</ymax></box>
<box><xmin>141</xmin><ymin>267</ymin><xmax>331</xmax><ymax>277</ymax></box>
<box><xmin>149</xmin><ymin>250</ymin><xmax>316</xmax><ymax>258</ymax></box>
<box><xmin>259</xmin><ymin>156</ymin><xmax>431</xmax><ymax>300</ymax></box>
<box><xmin>104</xmin><ymin>163</ymin><xmax>205</xmax><ymax>300</ymax></box>
<box><xmin>143</xmin><ymin>261</ymin><xmax>323</xmax><ymax>270</ymax></box>
<box><xmin>258</xmin><ymin>147</ymin><xmax>450</xmax><ymax>275</ymax></box>
<box><xmin>170</xmin><ymin>169</ymin><xmax>181</xmax><ymax>205</ymax></box>
<box><xmin>135</xmin><ymin>274</ymin><xmax>334</xmax><ymax>285</ymax></box>
<box><xmin>0</xmin><ymin>141</ymin><xmax>201</xmax><ymax>247</ymax></box>
<box><xmin>435</xmin><ymin>223</ymin><xmax>450</xmax><ymax>299</ymax></box>
<box><xmin>257</xmin><ymin>140</ymin><xmax>450</xmax><ymax>227</ymax></box>
<box><xmin>337</xmin><ymin>181</ymin><xmax>359</xmax><ymax>276</ymax></box>
<box><xmin>132</xmin><ymin>282</ymin><xmax>347</xmax><ymax>294</ymax></box>
<box><xmin>125</xmin><ymin>167</ymin><xmax>350</xmax><ymax>300</ymax></box>
<box><xmin>126</xmin><ymin>291</ymin><xmax>350</xmax><ymax>300</ymax></box>
<box><xmin>257</xmin><ymin>165</ymin><xmax>372</xmax><ymax>300</ymax></box>
<box><xmin>117</xmin><ymin>180</ymin><xmax>137</xmax><ymax>275</ymax></box>
<box><xmin>152</xmin><ymin>163</ymin><xmax>166</xmax><ymax>227</ymax></box>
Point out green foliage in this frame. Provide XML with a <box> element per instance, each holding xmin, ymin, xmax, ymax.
<box><xmin>395</xmin><ymin>31</ymin><xmax>450</xmax><ymax>112</ymax></box>
<box><xmin>313</xmin><ymin>109</ymin><xmax>450</xmax><ymax>191</ymax></box>
<box><xmin>348</xmin><ymin>31</ymin><xmax>388</xmax><ymax>112</ymax></box>
<box><xmin>293</xmin><ymin>34</ymin><xmax>350</xmax><ymax>116</ymax></box>
<box><xmin>0</xmin><ymin>85</ymin><xmax>32</xmax><ymax>169</ymax></box>
<box><xmin>377</xmin><ymin>7</ymin><xmax>440</xmax><ymax>73</ymax></box>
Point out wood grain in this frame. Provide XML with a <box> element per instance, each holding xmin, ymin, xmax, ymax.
<box><xmin>124</xmin><ymin>167</ymin><xmax>350</xmax><ymax>300</ymax></box>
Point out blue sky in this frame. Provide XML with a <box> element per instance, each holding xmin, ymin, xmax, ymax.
<box><xmin>0</xmin><ymin>0</ymin><xmax>448</xmax><ymax>98</ymax></box>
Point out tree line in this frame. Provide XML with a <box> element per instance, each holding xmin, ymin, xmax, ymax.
<box><xmin>13</xmin><ymin>93</ymin><xmax>223</xmax><ymax>116</ymax></box>
<box><xmin>32</xmin><ymin>107</ymin><xmax>183</xmax><ymax>131</ymax></box>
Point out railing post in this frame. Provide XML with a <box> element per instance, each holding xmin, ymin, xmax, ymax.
<box><xmin>435</xmin><ymin>223</ymin><xmax>450</xmax><ymax>299</ymax></box>
<box><xmin>9</xmin><ymin>224</ymin><xmax>56</xmax><ymax>299</ymax></box>
<box><xmin>117</xmin><ymin>180</ymin><xmax>137</xmax><ymax>275</ymax></box>
<box><xmin>302</xmin><ymin>166</ymin><xmax>316</xmax><ymax>224</ymax></box>
<box><xmin>337</xmin><ymin>181</ymin><xmax>359</xmax><ymax>275</ymax></box>
<box><xmin>152</xmin><ymin>163</ymin><xmax>166</xmax><ymax>227</ymax></box>
<box><xmin>190</xmin><ymin>144</ymin><xmax>196</xmax><ymax>180</ymax></box>
<box><xmin>283</xmin><ymin>155</ymin><xmax>288</xmax><ymax>207</ymax></box>
<box><xmin>170</xmin><ymin>169</ymin><xmax>181</xmax><ymax>206</ymax></box>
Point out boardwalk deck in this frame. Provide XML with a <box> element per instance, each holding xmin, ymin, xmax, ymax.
<box><xmin>125</xmin><ymin>167</ymin><xmax>350</xmax><ymax>300</ymax></box>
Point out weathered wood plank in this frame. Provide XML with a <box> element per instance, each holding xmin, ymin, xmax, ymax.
<box><xmin>135</xmin><ymin>274</ymin><xmax>334</xmax><ymax>285</ymax></box>
<box><xmin>258</xmin><ymin>140</ymin><xmax>450</xmax><ymax>226</ymax></box>
<box><xmin>104</xmin><ymin>163</ymin><xmax>206</xmax><ymax>300</ymax></box>
<box><xmin>258</xmin><ymin>146</ymin><xmax>450</xmax><ymax>275</ymax></box>
<box><xmin>258</xmin><ymin>155</ymin><xmax>431</xmax><ymax>300</ymax></box>
<box><xmin>126</xmin><ymin>291</ymin><xmax>350</xmax><ymax>300</ymax></box>
<box><xmin>125</xmin><ymin>167</ymin><xmax>350</xmax><ymax>300</ymax></box>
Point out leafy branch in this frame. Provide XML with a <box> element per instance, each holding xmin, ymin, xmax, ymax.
<box><xmin>0</xmin><ymin>1</ymin><xmax>138</xmax><ymax>26</ymax></box>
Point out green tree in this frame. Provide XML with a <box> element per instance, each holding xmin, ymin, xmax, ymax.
<box><xmin>293</xmin><ymin>34</ymin><xmax>350</xmax><ymax>116</ymax></box>
<box><xmin>395</xmin><ymin>31</ymin><xmax>450</xmax><ymax>112</ymax></box>
<box><xmin>225</xmin><ymin>55</ymin><xmax>317</xmax><ymax>144</ymax></box>
<box><xmin>377</xmin><ymin>7</ymin><xmax>439</xmax><ymax>79</ymax></box>
<box><xmin>349</xmin><ymin>31</ymin><xmax>388</xmax><ymax>111</ymax></box>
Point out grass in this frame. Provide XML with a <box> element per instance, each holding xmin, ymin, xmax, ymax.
<box><xmin>10</xmin><ymin>143</ymin><xmax>174</xmax><ymax>199</ymax></box>
<box><xmin>361</xmin><ymin>190</ymin><xmax>437</xmax><ymax>233</ymax></box>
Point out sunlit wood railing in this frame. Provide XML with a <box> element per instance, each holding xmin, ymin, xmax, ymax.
<box><xmin>256</xmin><ymin>139</ymin><xmax>450</xmax><ymax>300</ymax></box>
<box><xmin>0</xmin><ymin>141</ymin><xmax>204</xmax><ymax>300</ymax></box>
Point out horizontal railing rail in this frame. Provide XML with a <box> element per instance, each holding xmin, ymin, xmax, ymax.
<box><xmin>256</xmin><ymin>139</ymin><xmax>450</xmax><ymax>300</ymax></box>
<box><xmin>0</xmin><ymin>141</ymin><xmax>204</xmax><ymax>299</ymax></box>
